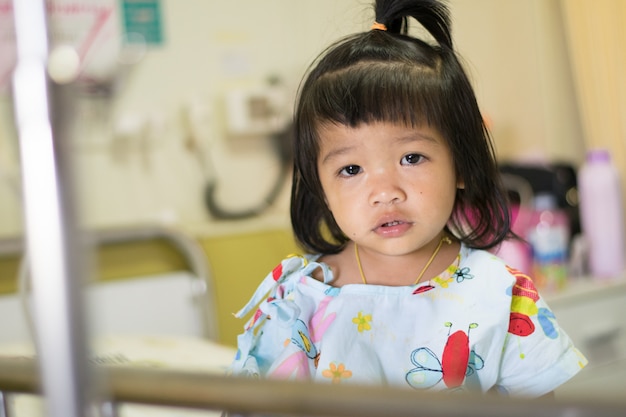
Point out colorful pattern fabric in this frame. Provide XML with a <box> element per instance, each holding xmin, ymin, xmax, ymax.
<box><xmin>230</xmin><ymin>245</ymin><xmax>587</xmax><ymax>397</ymax></box>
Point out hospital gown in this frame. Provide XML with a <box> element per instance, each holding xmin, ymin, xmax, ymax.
<box><xmin>230</xmin><ymin>244</ymin><xmax>587</xmax><ymax>397</ymax></box>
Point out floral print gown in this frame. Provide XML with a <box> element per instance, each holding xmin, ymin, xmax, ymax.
<box><xmin>230</xmin><ymin>245</ymin><xmax>587</xmax><ymax>397</ymax></box>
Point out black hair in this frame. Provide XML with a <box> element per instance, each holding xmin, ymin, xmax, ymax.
<box><xmin>290</xmin><ymin>0</ymin><xmax>511</xmax><ymax>254</ymax></box>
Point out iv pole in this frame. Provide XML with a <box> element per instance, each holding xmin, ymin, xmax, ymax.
<box><xmin>11</xmin><ymin>0</ymin><xmax>94</xmax><ymax>416</ymax></box>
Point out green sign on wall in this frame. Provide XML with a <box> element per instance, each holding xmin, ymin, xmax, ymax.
<box><xmin>121</xmin><ymin>0</ymin><xmax>164</xmax><ymax>45</ymax></box>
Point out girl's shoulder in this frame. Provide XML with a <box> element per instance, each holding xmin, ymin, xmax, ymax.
<box><xmin>270</xmin><ymin>253</ymin><xmax>330</xmax><ymax>283</ymax></box>
<box><xmin>233</xmin><ymin>253</ymin><xmax>329</xmax><ymax>320</ymax></box>
<box><xmin>459</xmin><ymin>246</ymin><xmax>546</xmax><ymax>303</ymax></box>
<box><xmin>460</xmin><ymin>244</ymin><xmax>509</xmax><ymax>267</ymax></box>
<box><xmin>458</xmin><ymin>245</ymin><xmax>522</xmax><ymax>286</ymax></box>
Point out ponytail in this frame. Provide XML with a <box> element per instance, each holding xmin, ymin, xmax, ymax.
<box><xmin>373</xmin><ymin>0</ymin><xmax>453</xmax><ymax>49</ymax></box>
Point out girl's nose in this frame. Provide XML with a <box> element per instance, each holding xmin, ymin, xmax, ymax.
<box><xmin>368</xmin><ymin>172</ymin><xmax>407</xmax><ymax>206</ymax></box>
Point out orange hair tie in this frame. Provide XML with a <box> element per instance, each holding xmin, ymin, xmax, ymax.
<box><xmin>371</xmin><ymin>22</ymin><xmax>387</xmax><ymax>31</ymax></box>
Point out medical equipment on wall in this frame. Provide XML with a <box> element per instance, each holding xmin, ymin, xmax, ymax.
<box><xmin>204</xmin><ymin>82</ymin><xmax>294</xmax><ymax>220</ymax></box>
<box><xmin>204</xmin><ymin>123</ymin><xmax>293</xmax><ymax>220</ymax></box>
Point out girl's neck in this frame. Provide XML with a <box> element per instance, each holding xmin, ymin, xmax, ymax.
<box><xmin>317</xmin><ymin>235</ymin><xmax>461</xmax><ymax>287</ymax></box>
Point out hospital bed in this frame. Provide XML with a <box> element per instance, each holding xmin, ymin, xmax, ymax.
<box><xmin>0</xmin><ymin>224</ymin><xmax>235</xmax><ymax>417</ymax></box>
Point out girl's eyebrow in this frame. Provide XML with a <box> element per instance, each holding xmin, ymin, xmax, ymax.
<box><xmin>320</xmin><ymin>145</ymin><xmax>355</xmax><ymax>165</ymax></box>
<box><xmin>320</xmin><ymin>131</ymin><xmax>438</xmax><ymax>165</ymax></box>
<box><xmin>397</xmin><ymin>131</ymin><xmax>439</xmax><ymax>145</ymax></box>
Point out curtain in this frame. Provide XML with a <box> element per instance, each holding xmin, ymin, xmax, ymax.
<box><xmin>560</xmin><ymin>0</ymin><xmax>626</xmax><ymax>207</ymax></box>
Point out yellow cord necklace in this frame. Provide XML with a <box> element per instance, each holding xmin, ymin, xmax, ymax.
<box><xmin>354</xmin><ymin>236</ymin><xmax>452</xmax><ymax>285</ymax></box>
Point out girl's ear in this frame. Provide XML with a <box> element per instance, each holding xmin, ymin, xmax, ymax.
<box><xmin>457</xmin><ymin>178</ymin><xmax>465</xmax><ymax>189</ymax></box>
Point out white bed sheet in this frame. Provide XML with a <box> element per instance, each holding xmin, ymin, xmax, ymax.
<box><xmin>0</xmin><ymin>334</ymin><xmax>237</xmax><ymax>417</ymax></box>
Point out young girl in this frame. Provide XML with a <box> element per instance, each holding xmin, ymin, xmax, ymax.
<box><xmin>230</xmin><ymin>0</ymin><xmax>586</xmax><ymax>397</ymax></box>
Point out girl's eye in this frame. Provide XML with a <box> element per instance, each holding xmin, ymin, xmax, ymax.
<box><xmin>339</xmin><ymin>165</ymin><xmax>362</xmax><ymax>177</ymax></box>
<box><xmin>401</xmin><ymin>153</ymin><xmax>424</xmax><ymax>166</ymax></box>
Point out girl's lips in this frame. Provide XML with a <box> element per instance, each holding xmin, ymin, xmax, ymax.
<box><xmin>374</xmin><ymin>219</ymin><xmax>413</xmax><ymax>237</ymax></box>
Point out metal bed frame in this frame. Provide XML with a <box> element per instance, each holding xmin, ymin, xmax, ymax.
<box><xmin>1</xmin><ymin>356</ymin><xmax>625</xmax><ymax>417</ymax></box>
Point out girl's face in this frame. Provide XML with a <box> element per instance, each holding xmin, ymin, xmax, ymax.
<box><xmin>317</xmin><ymin>121</ymin><xmax>461</xmax><ymax>258</ymax></box>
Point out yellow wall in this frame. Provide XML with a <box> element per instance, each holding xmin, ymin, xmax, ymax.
<box><xmin>0</xmin><ymin>239</ymin><xmax>189</xmax><ymax>295</ymax></box>
<box><xmin>201</xmin><ymin>229</ymin><xmax>299</xmax><ymax>346</ymax></box>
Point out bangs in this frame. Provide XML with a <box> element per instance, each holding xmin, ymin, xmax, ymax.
<box><xmin>302</xmin><ymin>61</ymin><xmax>445</xmax><ymax>130</ymax></box>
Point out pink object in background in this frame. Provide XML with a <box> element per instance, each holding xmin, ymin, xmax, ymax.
<box><xmin>495</xmin><ymin>238</ymin><xmax>532</xmax><ymax>275</ymax></box>
<box><xmin>578</xmin><ymin>149</ymin><xmax>625</xmax><ymax>279</ymax></box>
<box><xmin>493</xmin><ymin>203</ymin><xmax>533</xmax><ymax>275</ymax></box>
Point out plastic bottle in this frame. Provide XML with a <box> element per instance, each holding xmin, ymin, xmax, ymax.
<box><xmin>577</xmin><ymin>149</ymin><xmax>625</xmax><ymax>279</ymax></box>
<box><xmin>527</xmin><ymin>193</ymin><xmax>570</xmax><ymax>291</ymax></box>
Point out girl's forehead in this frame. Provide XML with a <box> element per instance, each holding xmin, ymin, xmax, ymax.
<box><xmin>316</xmin><ymin>121</ymin><xmax>446</xmax><ymax>144</ymax></box>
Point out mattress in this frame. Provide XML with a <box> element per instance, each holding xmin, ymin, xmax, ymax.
<box><xmin>0</xmin><ymin>334</ymin><xmax>237</xmax><ymax>416</ymax></box>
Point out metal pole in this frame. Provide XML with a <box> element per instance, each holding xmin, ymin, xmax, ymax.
<box><xmin>10</xmin><ymin>0</ymin><xmax>92</xmax><ymax>416</ymax></box>
<box><xmin>0</xmin><ymin>390</ymin><xmax>8</xmax><ymax>417</ymax></box>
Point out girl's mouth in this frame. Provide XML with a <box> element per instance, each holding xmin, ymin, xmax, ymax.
<box><xmin>375</xmin><ymin>219</ymin><xmax>412</xmax><ymax>237</ymax></box>
<box><xmin>382</xmin><ymin>220</ymin><xmax>403</xmax><ymax>227</ymax></box>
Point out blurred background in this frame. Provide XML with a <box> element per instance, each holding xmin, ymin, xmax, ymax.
<box><xmin>0</xmin><ymin>0</ymin><xmax>603</xmax><ymax>237</ymax></box>
<box><xmin>0</xmin><ymin>1</ymin><xmax>625</xmax><ymax>413</ymax></box>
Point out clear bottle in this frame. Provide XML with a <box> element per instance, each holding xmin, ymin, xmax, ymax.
<box><xmin>528</xmin><ymin>193</ymin><xmax>570</xmax><ymax>291</ymax></box>
<box><xmin>578</xmin><ymin>149</ymin><xmax>625</xmax><ymax>279</ymax></box>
